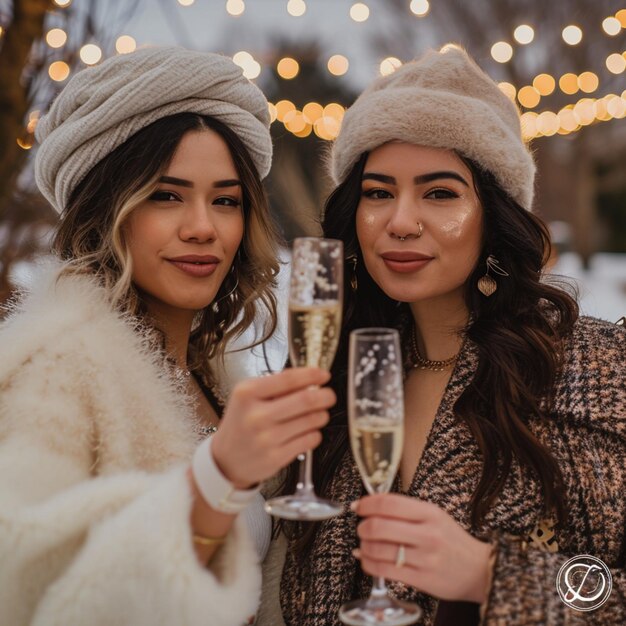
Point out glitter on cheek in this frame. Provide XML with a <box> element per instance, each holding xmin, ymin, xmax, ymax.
<box><xmin>438</xmin><ymin>203</ymin><xmax>481</xmax><ymax>240</ymax></box>
<box><xmin>363</xmin><ymin>213</ymin><xmax>376</xmax><ymax>227</ymax></box>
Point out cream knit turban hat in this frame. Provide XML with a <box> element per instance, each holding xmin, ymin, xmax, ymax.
<box><xmin>331</xmin><ymin>45</ymin><xmax>536</xmax><ymax>209</ymax></box>
<box><xmin>35</xmin><ymin>47</ymin><xmax>272</xmax><ymax>213</ymax></box>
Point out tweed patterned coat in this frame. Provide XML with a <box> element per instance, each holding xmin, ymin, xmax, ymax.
<box><xmin>279</xmin><ymin>316</ymin><xmax>625</xmax><ymax>625</ymax></box>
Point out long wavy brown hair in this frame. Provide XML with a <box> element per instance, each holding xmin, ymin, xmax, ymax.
<box><xmin>53</xmin><ymin>113</ymin><xmax>280</xmax><ymax>382</ymax></box>
<box><xmin>278</xmin><ymin>151</ymin><xmax>579</xmax><ymax>556</ymax></box>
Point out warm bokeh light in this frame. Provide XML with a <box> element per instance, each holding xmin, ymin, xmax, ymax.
<box><xmin>303</xmin><ymin>102</ymin><xmax>324</xmax><ymax>123</ymax></box>
<box><xmin>562</xmin><ymin>25</ymin><xmax>583</xmax><ymax>45</ymax></box>
<box><xmin>277</xmin><ymin>57</ymin><xmax>299</xmax><ymax>79</ymax></box>
<box><xmin>26</xmin><ymin>110</ymin><xmax>40</xmax><ymax>134</ymax></box>
<box><xmin>115</xmin><ymin>35</ymin><xmax>136</xmax><ymax>54</ymax></box>
<box><xmin>617</xmin><ymin>10</ymin><xmax>626</xmax><ymax>28</ymax></box>
<box><xmin>517</xmin><ymin>86</ymin><xmax>541</xmax><ymax>109</ymax></box>
<box><xmin>606</xmin><ymin>53</ymin><xmax>626</xmax><ymax>74</ymax></box>
<box><xmin>520</xmin><ymin>112</ymin><xmax>538</xmax><ymax>140</ymax></box>
<box><xmin>380</xmin><ymin>57</ymin><xmax>402</xmax><ymax>75</ymax></box>
<box><xmin>533</xmin><ymin>74</ymin><xmax>556</xmax><ymax>96</ymax></box>
<box><xmin>284</xmin><ymin>111</ymin><xmax>307</xmax><ymax>133</ymax></box>
<box><xmin>491</xmin><ymin>41</ymin><xmax>513</xmax><ymax>63</ymax></box>
<box><xmin>233</xmin><ymin>51</ymin><xmax>251</xmax><ymax>65</ymax></box>
<box><xmin>607</xmin><ymin>95</ymin><xmax>626</xmax><ymax>118</ymax></box>
<box><xmin>498</xmin><ymin>82</ymin><xmax>517</xmax><ymax>101</ymax></box>
<box><xmin>17</xmin><ymin>136</ymin><xmax>34</xmax><ymax>150</ymax></box>
<box><xmin>293</xmin><ymin>124</ymin><xmax>313</xmax><ymax>138</ymax></box>
<box><xmin>558</xmin><ymin>108</ymin><xmax>580</xmax><ymax>132</ymax></box>
<box><xmin>595</xmin><ymin>98</ymin><xmax>611</xmax><ymax>121</ymax></box>
<box><xmin>275</xmin><ymin>99</ymin><xmax>296</xmax><ymax>122</ymax></box>
<box><xmin>577</xmin><ymin>71</ymin><xmax>599</xmax><ymax>94</ymax></box>
<box><xmin>573</xmin><ymin>99</ymin><xmax>596</xmax><ymax>126</ymax></box>
<box><xmin>328</xmin><ymin>54</ymin><xmax>349</xmax><ymax>76</ymax></box>
<box><xmin>244</xmin><ymin>62</ymin><xmax>261</xmax><ymax>79</ymax></box>
<box><xmin>287</xmin><ymin>0</ymin><xmax>306</xmax><ymax>17</ymax></box>
<box><xmin>0</xmin><ymin>26</ymin><xmax>3</xmax><ymax>38</ymax></box>
<box><xmin>314</xmin><ymin>116</ymin><xmax>341</xmax><ymax>140</ymax></box>
<box><xmin>559</xmin><ymin>73</ymin><xmax>579</xmax><ymax>95</ymax></box>
<box><xmin>268</xmin><ymin>103</ymin><xmax>277</xmax><ymax>123</ymax></box>
<box><xmin>49</xmin><ymin>61</ymin><xmax>70</xmax><ymax>82</ymax></box>
<box><xmin>178</xmin><ymin>0</ymin><xmax>194</xmax><ymax>6</ymax></box>
<box><xmin>226</xmin><ymin>0</ymin><xmax>245</xmax><ymax>16</ymax></box>
<box><xmin>80</xmin><ymin>44</ymin><xmax>102</xmax><ymax>65</ymax></box>
<box><xmin>323</xmin><ymin>103</ymin><xmax>345</xmax><ymax>121</ymax></box>
<box><xmin>233</xmin><ymin>51</ymin><xmax>261</xmax><ymax>79</ymax></box>
<box><xmin>513</xmin><ymin>24</ymin><xmax>534</xmax><ymax>44</ymax></box>
<box><xmin>46</xmin><ymin>28</ymin><xmax>67</xmax><ymax>48</ymax></box>
<box><xmin>602</xmin><ymin>17</ymin><xmax>621</xmax><ymax>36</ymax></box>
<box><xmin>409</xmin><ymin>0</ymin><xmax>429</xmax><ymax>16</ymax></box>
<box><xmin>536</xmin><ymin>111</ymin><xmax>559</xmax><ymax>136</ymax></box>
<box><xmin>54</xmin><ymin>0</ymin><xmax>71</xmax><ymax>6</ymax></box>
<box><xmin>350</xmin><ymin>3</ymin><xmax>369</xmax><ymax>22</ymax></box>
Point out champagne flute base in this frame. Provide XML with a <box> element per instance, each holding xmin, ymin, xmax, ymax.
<box><xmin>339</xmin><ymin>596</ymin><xmax>422</xmax><ymax>626</ymax></box>
<box><xmin>264</xmin><ymin>494</ymin><xmax>343</xmax><ymax>521</ymax></box>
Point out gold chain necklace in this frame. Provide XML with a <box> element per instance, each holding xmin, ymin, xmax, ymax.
<box><xmin>410</xmin><ymin>327</ymin><xmax>459</xmax><ymax>371</ymax></box>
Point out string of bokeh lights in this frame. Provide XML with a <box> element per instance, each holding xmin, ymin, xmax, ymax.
<box><xmin>11</xmin><ymin>0</ymin><xmax>626</xmax><ymax>148</ymax></box>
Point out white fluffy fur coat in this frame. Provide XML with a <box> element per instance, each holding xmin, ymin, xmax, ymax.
<box><xmin>0</xmin><ymin>261</ymin><xmax>261</xmax><ymax>625</ymax></box>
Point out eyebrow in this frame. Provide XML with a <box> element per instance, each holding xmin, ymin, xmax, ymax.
<box><xmin>362</xmin><ymin>171</ymin><xmax>469</xmax><ymax>187</ymax></box>
<box><xmin>158</xmin><ymin>176</ymin><xmax>242</xmax><ymax>189</ymax></box>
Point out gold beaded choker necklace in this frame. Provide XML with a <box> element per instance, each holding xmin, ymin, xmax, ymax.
<box><xmin>410</xmin><ymin>328</ymin><xmax>459</xmax><ymax>372</ymax></box>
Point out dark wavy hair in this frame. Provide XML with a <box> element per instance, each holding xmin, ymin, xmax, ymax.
<box><xmin>53</xmin><ymin>113</ymin><xmax>280</xmax><ymax>380</ymax></box>
<box><xmin>278</xmin><ymin>151</ymin><xmax>579</xmax><ymax>556</ymax></box>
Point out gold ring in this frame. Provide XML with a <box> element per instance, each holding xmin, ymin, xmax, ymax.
<box><xmin>395</xmin><ymin>544</ymin><xmax>406</xmax><ymax>568</ymax></box>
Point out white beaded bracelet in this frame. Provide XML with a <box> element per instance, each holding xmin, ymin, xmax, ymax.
<box><xmin>192</xmin><ymin>436</ymin><xmax>259</xmax><ymax>515</ymax></box>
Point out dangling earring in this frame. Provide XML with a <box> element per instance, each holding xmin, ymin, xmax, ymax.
<box><xmin>477</xmin><ymin>255</ymin><xmax>509</xmax><ymax>297</ymax></box>
<box><xmin>347</xmin><ymin>255</ymin><xmax>358</xmax><ymax>291</ymax></box>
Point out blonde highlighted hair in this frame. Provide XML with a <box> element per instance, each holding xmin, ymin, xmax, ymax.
<box><xmin>53</xmin><ymin>113</ymin><xmax>280</xmax><ymax>381</ymax></box>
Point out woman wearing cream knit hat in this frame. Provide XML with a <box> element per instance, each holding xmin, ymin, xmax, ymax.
<box><xmin>269</xmin><ymin>45</ymin><xmax>625</xmax><ymax>626</ymax></box>
<box><xmin>0</xmin><ymin>47</ymin><xmax>336</xmax><ymax>626</ymax></box>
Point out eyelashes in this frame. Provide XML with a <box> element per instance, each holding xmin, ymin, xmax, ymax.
<box><xmin>361</xmin><ymin>187</ymin><xmax>460</xmax><ymax>201</ymax></box>
<box><xmin>150</xmin><ymin>190</ymin><xmax>181</xmax><ymax>202</ymax></box>
<box><xmin>148</xmin><ymin>190</ymin><xmax>241</xmax><ymax>208</ymax></box>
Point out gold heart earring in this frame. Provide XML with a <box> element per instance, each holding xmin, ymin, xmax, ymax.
<box><xmin>477</xmin><ymin>255</ymin><xmax>509</xmax><ymax>297</ymax></box>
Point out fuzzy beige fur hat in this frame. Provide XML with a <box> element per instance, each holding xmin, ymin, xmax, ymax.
<box><xmin>35</xmin><ymin>47</ymin><xmax>272</xmax><ymax>213</ymax></box>
<box><xmin>331</xmin><ymin>45</ymin><xmax>536</xmax><ymax>209</ymax></box>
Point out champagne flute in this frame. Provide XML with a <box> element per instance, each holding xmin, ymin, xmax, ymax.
<box><xmin>339</xmin><ymin>328</ymin><xmax>422</xmax><ymax>626</ymax></box>
<box><xmin>265</xmin><ymin>237</ymin><xmax>344</xmax><ymax>520</ymax></box>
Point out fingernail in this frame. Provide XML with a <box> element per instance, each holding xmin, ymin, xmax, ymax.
<box><xmin>352</xmin><ymin>549</ymin><xmax>361</xmax><ymax>559</ymax></box>
<box><xmin>350</xmin><ymin>500</ymin><xmax>358</xmax><ymax>512</ymax></box>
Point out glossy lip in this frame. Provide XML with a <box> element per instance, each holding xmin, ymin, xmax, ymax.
<box><xmin>167</xmin><ymin>254</ymin><xmax>220</xmax><ymax>277</ymax></box>
<box><xmin>380</xmin><ymin>251</ymin><xmax>433</xmax><ymax>274</ymax></box>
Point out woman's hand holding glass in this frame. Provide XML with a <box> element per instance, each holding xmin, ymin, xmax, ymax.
<box><xmin>211</xmin><ymin>367</ymin><xmax>336</xmax><ymax>489</ymax></box>
<box><xmin>340</xmin><ymin>328</ymin><xmax>421</xmax><ymax>626</ymax></box>
<box><xmin>352</xmin><ymin>494</ymin><xmax>493</xmax><ymax>604</ymax></box>
<box><xmin>265</xmin><ymin>237</ymin><xmax>344</xmax><ymax>520</ymax></box>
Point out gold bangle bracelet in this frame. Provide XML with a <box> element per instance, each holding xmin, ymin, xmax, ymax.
<box><xmin>193</xmin><ymin>532</ymin><xmax>227</xmax><ymax>546</ymax></box>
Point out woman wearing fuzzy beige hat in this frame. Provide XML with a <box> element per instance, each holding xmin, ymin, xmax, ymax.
<box><xmin>0</xmin><ymin>47</ymin><xmax>336</xmax><ymax>626</ymax></box>
<box><xmin>266</xmin><ymin>45</ymin><xmax>625</xmax><ymax>626</ymax></box>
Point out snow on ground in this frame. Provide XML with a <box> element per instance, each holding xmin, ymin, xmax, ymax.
<box><xmin>550</xmin><ymin>252</ymin><xmax>626</xmax><ymax>323</ymax></box>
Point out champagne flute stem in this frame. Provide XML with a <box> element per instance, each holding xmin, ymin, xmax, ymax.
<box><xmin>296</xmin><ymin>450</ymin><xmax>314</xmax><ymax>495</ymax></box>
<box><xmin>371</xmin><ymin>576</ymin><xmax>388</xmax><ymax>598</ymax></box>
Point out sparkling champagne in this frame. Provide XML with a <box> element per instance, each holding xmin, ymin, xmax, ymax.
<box><xmin>351</xmin><ymin>417</ymin><xmax>403</xmax><ymax>494</ymax></box>
<box><xmin>289</xmin><ymin>302</ymin><xmax>342</xmax><ymax>371</ymax></box>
